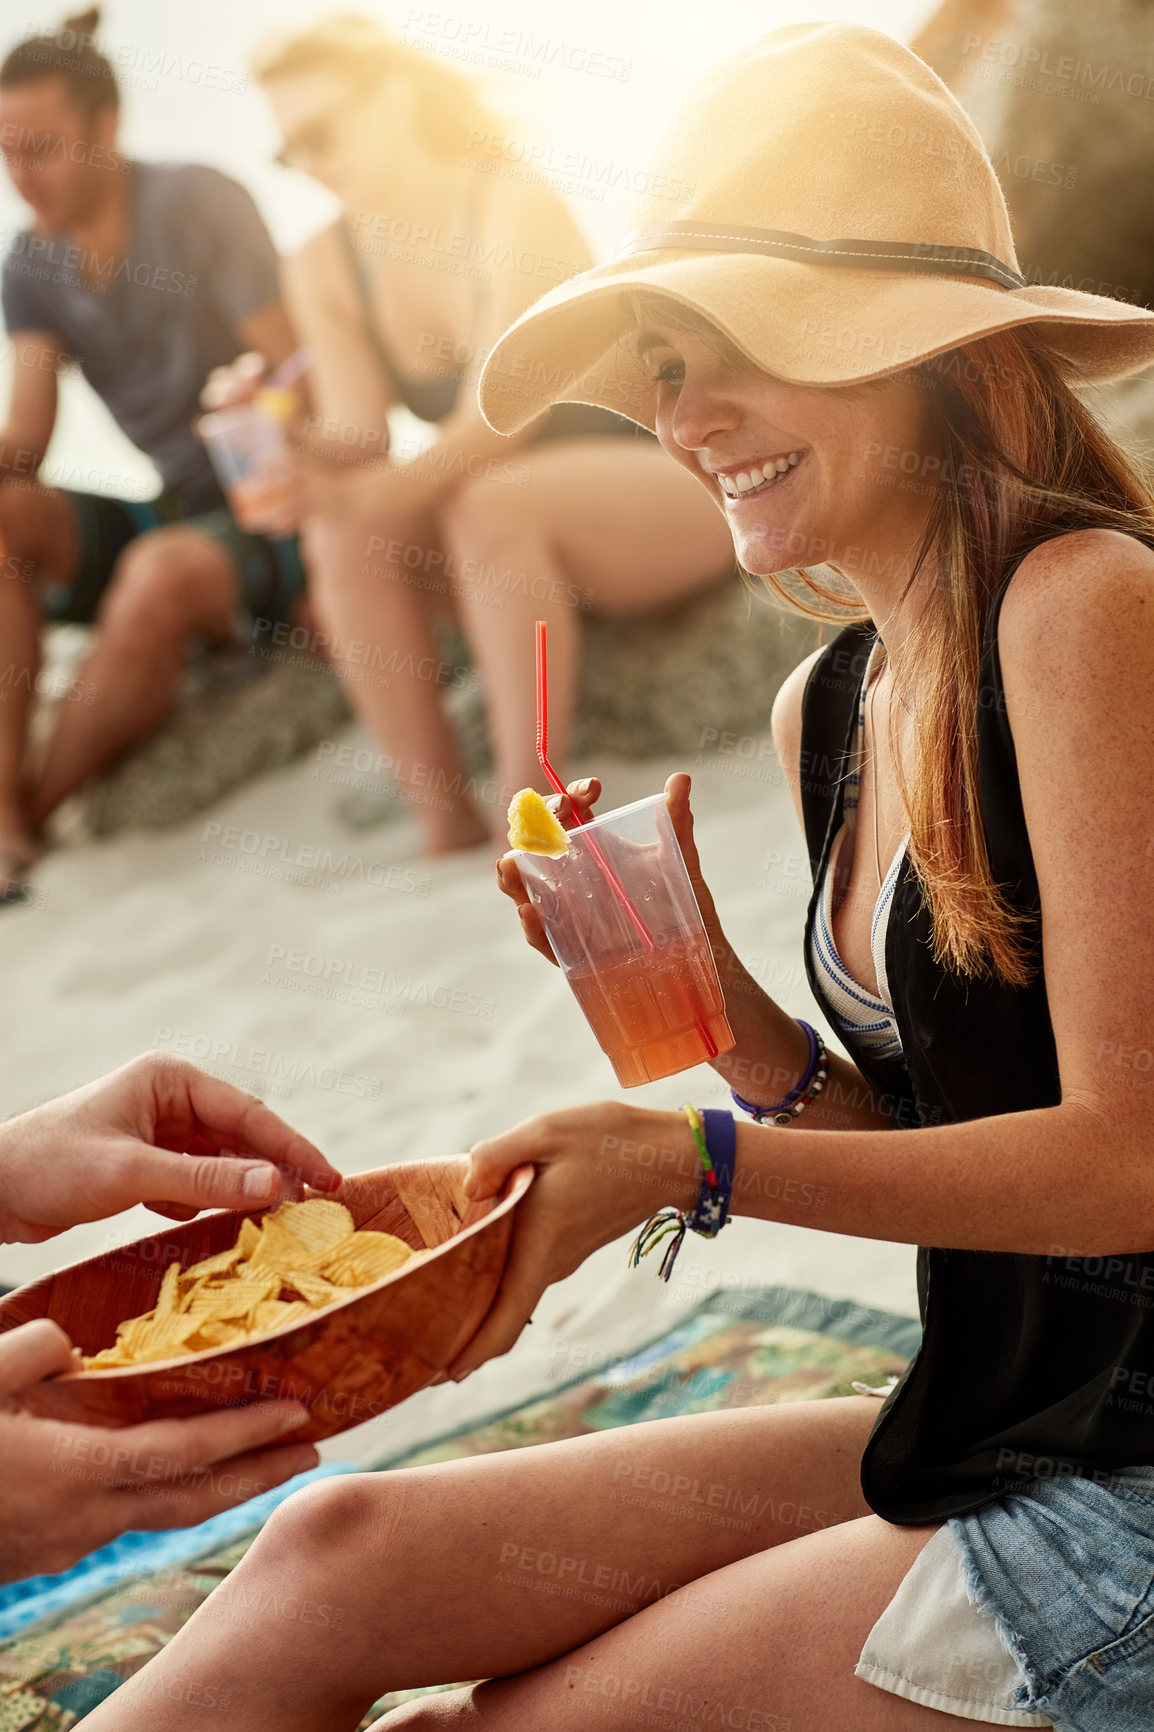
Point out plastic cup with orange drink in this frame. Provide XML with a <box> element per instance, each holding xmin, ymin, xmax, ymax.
<box><xmin>509</xmin><ymin>788</ymin><xmax>735</xmax><ymax>1087</ymax></box>
<box><xmin>198</xmin><ymin>387</ymin><xmax>297</xmax><ymax>533</ymax></box>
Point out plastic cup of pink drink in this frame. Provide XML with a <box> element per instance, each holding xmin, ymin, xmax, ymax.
<box><xmin>198</xmin><ymin>402</ymin><xmax>294</xmax><ymax>533</ymax></box>
<box><xmin>512</xmin><ymin>793</ymin><xmax>735</xmax><ymax>1087</ymax></box>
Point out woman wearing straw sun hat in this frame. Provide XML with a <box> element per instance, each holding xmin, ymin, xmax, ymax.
<box><xmin>88</xmin><ymin>24</ymin><xmax>1154</xmax><ymax>1732</ymax></box>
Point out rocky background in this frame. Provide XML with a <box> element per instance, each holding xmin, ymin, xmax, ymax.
<box><xmin>59</xmin><ymin>577</ymin><xmax>822</xmax><ymax>839</ymax></box>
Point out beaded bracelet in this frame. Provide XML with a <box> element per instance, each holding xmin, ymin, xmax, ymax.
<box><xmin>628</xmin><ymin>1106</ymin><xmax>736</xmax><ymax>1282</ymax></box>
<box><xmin>730</xmin><ymin>1020</ymin><xmax>829</xmax><ymax>1126</ymax></box>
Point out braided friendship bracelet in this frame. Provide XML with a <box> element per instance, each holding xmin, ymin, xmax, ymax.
<box><xmin>628</xmin><ymin>1106</ymin><xmax>736</xmax><ymax>1283</ymax></box>
<box><xmin>730</xmin><ymin>1020</ymin><xmax>830</xmax><ymax>1126</ymax></box>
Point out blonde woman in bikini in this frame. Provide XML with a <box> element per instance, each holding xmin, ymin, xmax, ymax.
<box><xmin>248</xmin><ymin>16</ymin><xmax>733</xmax><ymax>854</ymax></box>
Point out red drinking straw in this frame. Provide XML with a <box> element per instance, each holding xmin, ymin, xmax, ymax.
<box><xmin>534</xmin><ymin>622</ymin><xmax>718</xmax><ymax>1058</ymax></box>
<box><xmin>535</xmin><ymin>619</ymin><xmax>581</xmax><ymax>808</ymax></box>
<box><xmin>535</xmin><ymin>621</ymin><xmax>654</xmax><ymax>951</ymax></box>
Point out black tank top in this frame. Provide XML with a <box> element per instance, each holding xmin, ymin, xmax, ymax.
<box><xmin>798</xmin><ymin>545</ymin><xmax>1154</xmax><ymax>1524</ymax></box>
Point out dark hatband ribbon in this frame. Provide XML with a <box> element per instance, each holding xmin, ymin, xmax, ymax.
<box><xmin>614</xmin><ymin>222</ymin><xmax>1024</xmax><ymax>291</ymax></box>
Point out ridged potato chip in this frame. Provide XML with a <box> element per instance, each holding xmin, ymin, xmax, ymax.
<box><xmin>83</xmin><ymin>1199</ymin><xmax>417</xmax><ymax>1370</ymax></box>
<box><xmin>326</xmin><ymin>1232</ymin><xmax>415</xmax><ymax>1288</ymax></box>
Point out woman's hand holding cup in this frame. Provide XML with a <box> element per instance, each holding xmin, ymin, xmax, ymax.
<box><xmin>495</xmin><ymin>775</ymin><xmax>602</xmax><ymax>965</ymax></box>
<box><xmin>496</xmin><ymin>772</ymin><xmax>729</xmax><ymax>968</ymax></box>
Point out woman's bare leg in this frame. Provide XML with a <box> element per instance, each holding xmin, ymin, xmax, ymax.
<box><xmin>305</xmin><ymin>513</ymin><xmax>488</xmax><ymax>854</ymax></box>
<box><xmin>84</xmin><ymin>1398</ymin><xmax>894</xmax><ymax>1731</ymax></box>
<box><xmin>387</xmin><ymin>1515</ymin><xmax>975</xmax><ymax>1732</ymax></box>
<box><xmin>438</xmin><ymin>442</ymin><xmax>733</xmax><ymax>836</ymax></box>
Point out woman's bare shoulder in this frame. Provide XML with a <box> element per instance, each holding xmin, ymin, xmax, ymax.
<box><xmin>994</xmin><ymin>529</ymin><xmax>1154</xmax><ymax>835</ymax></box>
<box><xmin>471</xmin><ymin>166</ymin><xmax>594</xmax><ymax>276</ymax></box>
<box><xmin>771</xmin><ymin>644</ymin><xmax>827</xmax><ymax>742</ymax></box>
<box><xmin>284</xmin><ymin>223</ymin><xmax>360</xmax><ymax>309</ymax></box>
<box><xmin>1000</xmin><ymin>528</ymin><xmax>1154</xmax><ymax>641</ymax></box>
<box><xmin>997</xmin><ymin>528</ymin><xmax>1154</xmax><ymax>703</ymax></box>
<box><xmin>770</xmin><ymin>643</ymin><xmax>830</xmax><ymax>830</ymax></box>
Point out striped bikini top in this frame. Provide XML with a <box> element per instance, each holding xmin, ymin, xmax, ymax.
<box><xmin>807</xmin><ymin>637</ymin><xmax>909</xmax><ymax>1063</ymax></box>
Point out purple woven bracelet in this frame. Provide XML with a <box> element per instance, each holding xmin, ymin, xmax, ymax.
<box><xmin>731</xmin><ymin>1021</ymin><xmax>827</xmax><ymax>1125</ymax></box>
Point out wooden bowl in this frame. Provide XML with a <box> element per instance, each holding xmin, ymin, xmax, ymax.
<box><xmin>0</xmin><ymin>1158</ymin><xmax>533</xmax><ymax>1444</ymax></box>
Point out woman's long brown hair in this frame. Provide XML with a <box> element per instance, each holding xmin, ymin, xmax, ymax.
<box><xmin>629</xmin><ymin>304</ymin><xmax>1154</xmax><ymax>986</ymax></box>
<box><xmin>875</xmin><ymin>330</ymin><xmax>1154</xmax><ymax>986</ymax></box>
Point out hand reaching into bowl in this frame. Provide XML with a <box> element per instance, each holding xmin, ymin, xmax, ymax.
<box><xmin>0</xmin><ymin>1318</ymin><xmax>317</xmax><ymax>1584</ymax></box>
<box><xmin>0</xmin><ymin>1056</ymin><xmax>336</xmax><ymax>1579</ymax></box>
<box><xmin>0</xmin><ymin>1051</ymin><xmax>342</xmax><ymax>1244</ymax></box>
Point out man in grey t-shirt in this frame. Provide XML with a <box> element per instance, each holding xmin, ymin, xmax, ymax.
<box><xmin>0</xmin><ymin>17</ymin><xmax>304</xmax><ymax>897</ymax></box>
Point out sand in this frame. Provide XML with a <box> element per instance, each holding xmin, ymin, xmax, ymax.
<box><xmin>0</xmin><ymin>728</ymin><xmax>918</xmax><ymax>1465</ymax></box>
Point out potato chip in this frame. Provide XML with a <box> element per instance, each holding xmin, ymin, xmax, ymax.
<box><xmin>326</xmin><ymin>1232</ymin><xmax>414</xmax><ymax>1288</ymax></box>
<box><xmin>281</xmin><ymin>1270</ymin><xmax>345</xmax><ymax>1307</ymax></box>
<box><xmin>183</xmin><ymin>1243</ymin><xmax>246</xmax><ymax>1280</ymax></box>
<box><xmin>237</xmin><ymin>1217</ymin><xmax>261</xmax><ymax>1258</ymax></box>
<box><xmin>186</xmin><ymin>1275</ymin><xmax>277</xmax><ymax>1322</ymax></box>
<box><xmin>250</xmin><ymin>1299</ymin><xmax>313</xmax><ymax>1334</ymax></box>
<box><xmin>278</xmin><ymin>1199</ymin><xmax>356</xmax><ymax>1258</ymax></box>
<box><xmin>250</xmin><ymin>1200</ymin><xmax>355</xmax><ymax>1274</ymax></box>
<box><xmin>186</xmin><ymin>1319</ymin><xmax>250</xmax><ymax>1350</ymax></box>
<box><xmin>155</xmin><ymin>1261</ymin><xmax>183</xmax><ymax>1319</ymax></box>
<box><xmin>108</xmin><ymin>1312</ymin><xmax>202</xmax><ymax>1365</ymax></box>
<box><xmin>81</xmin><ymin>1199</ymin><xmax>418</xmax><ymax>1369</ymax></box>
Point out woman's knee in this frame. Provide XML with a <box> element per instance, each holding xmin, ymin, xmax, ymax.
<box><xmin>242</xmin><ymin>1471</ymin><xmax>406</xmax><ymax>1595</ymax></box>
<box><xmin>439</xmin><ymin>474</ymin><xmax>528</xmax><ymax>554</ymax></box>
<box><xmin>257</xmin><ymin>1472</ymin><xmax>380</xmax><ymax>1559</ymax></box>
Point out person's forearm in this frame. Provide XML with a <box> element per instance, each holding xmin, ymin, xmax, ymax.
<box><xmin>630</xmin><ymin>1096</ymin><xmax>1151</xmax><ymax>1257</ymax></box>
<box><xmin>293</xmin><ymin>434</ymin><xmax>454</xmax><ymax>520</ymax></box>
<box><xmin>709</xmin><ymin>938</ymin><xmax>894</xmax><ymax>1132</ymax></box>
<box><xmin>0</xmin><ymin>1121</ymin><xmax>15</xmax><ymax>1239</ymax></box>
<box><xmin>327</xmin><ymin>409</ymin><xmax>538</xmax><ymax>518</ymax></box>
<box><xmin>0</xmin><ymin>1111</ymin><xmax>41</xmax><ymax>1243</ymax></box>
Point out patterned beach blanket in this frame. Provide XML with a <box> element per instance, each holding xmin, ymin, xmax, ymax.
<box><xmin>0</xmin><ymin>1286</ymin><xmax>917</xmax><ymax>1728</ymax></box>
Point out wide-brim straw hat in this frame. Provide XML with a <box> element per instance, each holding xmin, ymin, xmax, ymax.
<box><xmin>477</xmin><ymin>22</ymin><xmax>1154</xmax><ymax>436</ymax></box>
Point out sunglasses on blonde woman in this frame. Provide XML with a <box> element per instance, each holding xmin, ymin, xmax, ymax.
<box><xmin>273</xmin><ymin>83</ymin><xmax>378</xmax><ymax>170</ymax></box>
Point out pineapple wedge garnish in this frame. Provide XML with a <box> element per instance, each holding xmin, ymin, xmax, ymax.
<box><xmin>254</xmin><ymin>385</ymin><xmax>297</xmax><ymax>424</ymax></box>
<box><xmin>507</xmin><ymin>788</ymin><xmax>570</xmax><ymax>856</ymax></box>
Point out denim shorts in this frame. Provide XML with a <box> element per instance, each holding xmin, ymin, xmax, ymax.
<box><xmin>949</xmin><ymin>1464</ymin><xmax>1154</xmax><ymax>1730</ymax></box>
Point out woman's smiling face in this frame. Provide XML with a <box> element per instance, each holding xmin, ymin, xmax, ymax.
<box><xmin>634</xmin><ymin>315</ymin><xmax>941</xmax><ymax>583</ymax></box>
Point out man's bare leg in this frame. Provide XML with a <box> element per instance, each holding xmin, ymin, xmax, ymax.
<box><xmin>29</xmin><ymin>525</ymin><xmax>237</xmax><ymax>827</ymax></box>
<box><xmin>0</xmin><ymin>479</ymin><xmax>78</xmax><ymax>884</ymax></box>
